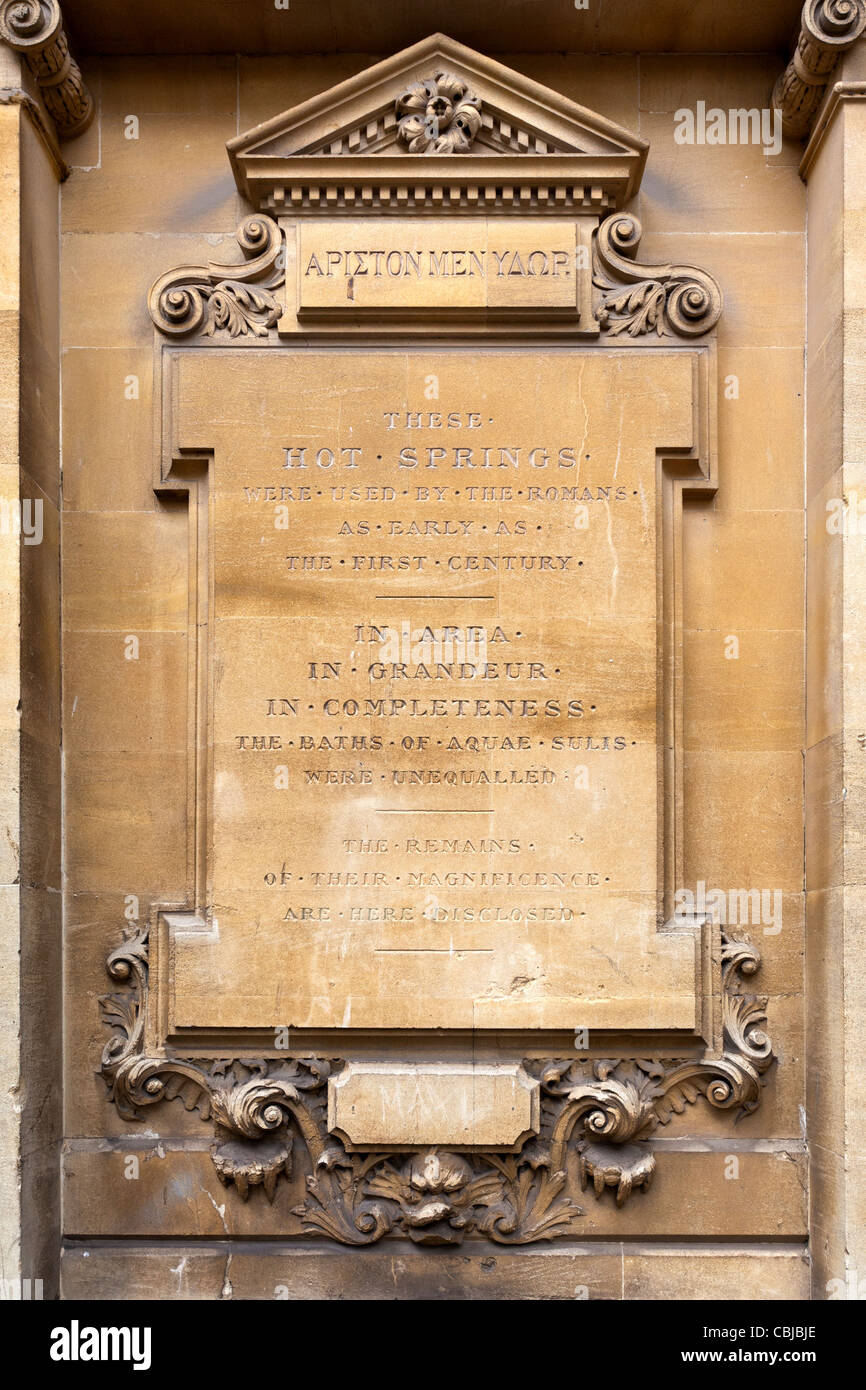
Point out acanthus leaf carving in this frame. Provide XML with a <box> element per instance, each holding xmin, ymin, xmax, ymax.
<box><xmin>592</xmin><ymin>212</ymin><xmax>722</xmax><ymax>338</ymax></box>
<box><xmin>211</xmin><ymin>1135</ymin><xmax>293</xmax><ymax>1203</ymax></box>
<box><xmin>99</xmin><ymin>920</ymin><xmax>775</xmax><ymax>1239</ymax></box>
<box><xmin>148</xmin><ymin>214</ymin><xmax>285</xmax><ymax>339</ymax></box>
<box><xmin>536</xmin><ymin>933</ymin><xmax>775</xmax><ymax>1206</ymax></box>
<box><xmin>296</xmin><ymin>1141</ymin><xmax>581</xmax><ymax>1247</ymax></box>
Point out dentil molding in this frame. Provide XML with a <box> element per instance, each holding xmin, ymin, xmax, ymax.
<box><xmin>227</xmin><ymin>33</ymin><xmax>649</xmax><ymax>216</ymax></box>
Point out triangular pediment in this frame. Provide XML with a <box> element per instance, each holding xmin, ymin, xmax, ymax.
<box><xmin>228</xmin><ymin>33</ymin><xmax>647</xmax><ymax>215</ymax></box>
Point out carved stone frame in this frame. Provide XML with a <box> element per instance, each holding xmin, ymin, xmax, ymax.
<box><xmin>100</xmin><ymin>37</ymin><xmax>775</xmax><ymax>1246</ymax></box>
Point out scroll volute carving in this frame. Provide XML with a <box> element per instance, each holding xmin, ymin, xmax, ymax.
<box><xmin>773</xmin><ymin>0</ymin><xmax>866</xmax><ymax>138</ymax></box>
<box><xmin>100</xmin><ymin>920</ymin><xmax>774</xmax><ymax>1242</ymax></box>
<box><xmin>593</xmin><ymin>213</ymin><xmax>723</xmax><ymax>338</ymax></box>
<box><xmin>145</xmin><ymin>210</ymin><xmax>724</xmax><ymax>344</ymax></box>
<box><xmin>0</xmin><ymin>0</ymin><xmax>93</xmax><ymax>138</ymax></box>
<box><xmin>147</xmin><ymin>215</ymin><xmax>285</xmax><ymax>338</ymax></box>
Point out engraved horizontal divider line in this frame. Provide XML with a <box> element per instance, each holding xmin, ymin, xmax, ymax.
<box><xmin>373</xmin><ymin>594</ymin><xmax>497</xmax><ymax>599</ymax></box>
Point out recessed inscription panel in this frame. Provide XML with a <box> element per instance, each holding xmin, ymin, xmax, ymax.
<box><xmin>297</xmin><ymin>219</ymin><xmax>579</xmax><ymax>315</ymax></box>
<box><xmin>170</xmin><ymin>350</ymin><xmax>699</xmax><ymax>1032</ymax></box>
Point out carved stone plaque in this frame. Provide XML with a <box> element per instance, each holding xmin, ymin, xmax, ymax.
<box><xmin>297</xmin><ymin>220</ymin><xmax>580</xmax><ymax>315</ymax></box>
<box><xmin>167</xmin><ymin>346</ymin><xmax>703</xmax><ymax>1036</ymax></box>
<box><xmin>100</xmin><ymin>35</ymin><xmax>775</xmax><ymax>1233</ymax></box>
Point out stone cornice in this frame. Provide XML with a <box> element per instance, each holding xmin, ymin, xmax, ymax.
<box><xmin>800</xmin><ymin>77</ymin><xmax>866</xmax><ymax>174</ymax></box>
<box><xmin>0</xmin><ymin>84</ymin><xmax>67</xmax><ymax>176</ymax></box>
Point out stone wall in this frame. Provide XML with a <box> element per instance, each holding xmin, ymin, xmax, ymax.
<box><xmin>56</xmin><ymin>49</ymin><xmax>809</xmax><ymax>1299</ymax></box>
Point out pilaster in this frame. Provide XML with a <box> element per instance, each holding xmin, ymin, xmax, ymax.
<box><xmin>802</xmin><ymin>28</ymin><xmax>866</xmax><ymax>1300</ymax></box>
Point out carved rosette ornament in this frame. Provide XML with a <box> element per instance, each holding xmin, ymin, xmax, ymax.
<box><xmin>773</xmin><ymin>0</ymin><xmax>866</xmax><ymax>139</ymax></box>
<box><xmin>396</xmin><ymin>69</ymin><xmax>482</xmax><ymax>153</ymax></box>
<box><xmin>147</xmin><ymin>214</ymin><xmax>285</xmax><ymax>338</ymax></box>
<box><xmin>592</xmin><ymin>213</ymin><xmax>723</xmax><ymax>338</ymax></box>
<box><xmin>100</xmin><ymin>923</ymin><xmax>774</xmax><ymax>1244</ymax></box>
<box><xmin>0</xmin><ymin>0</ymin><xmax>93</xmax><ymax>137</ymax></box>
